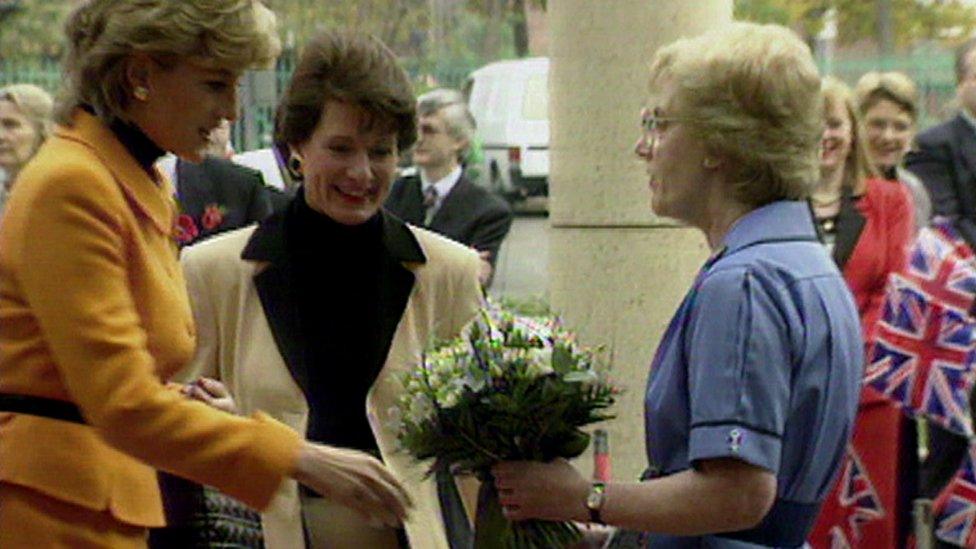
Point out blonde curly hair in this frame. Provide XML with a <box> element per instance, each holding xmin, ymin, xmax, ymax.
<box><xmin>648</xmin><ymin>22</ymin><xmax>823</xmax><ymax>207</ymax></box>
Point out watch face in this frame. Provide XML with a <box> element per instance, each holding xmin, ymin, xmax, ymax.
<box><xmin>586</xmin><ymin>492</ymin><xmax>600</xmax><ymax>509</ymax></box>
<box><xmin>586</xmin><ymin>483</ymin><xmax>605</xmax><ymax>509</ymax></box>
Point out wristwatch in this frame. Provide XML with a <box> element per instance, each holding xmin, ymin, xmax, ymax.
<box><xmin>585</xmin><ymin>481</ymin><xmax>606</xmax><ymax>524</ymax></box>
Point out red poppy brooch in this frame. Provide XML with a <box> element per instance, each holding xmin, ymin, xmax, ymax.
<box><xmin>201</xmin><ymin>203</ymin><xmax>226</xmax><ymax>230</ymax></box>
<box><xmin>175</xmin><ymin>214</ymin><xmax>199</xmax><ymax>245</ymax></box>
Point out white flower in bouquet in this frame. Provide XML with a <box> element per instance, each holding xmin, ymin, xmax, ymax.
<box><xmin>394</xmin><ymin>303</ymin><xmax>617</xmax><ymax>549</ymax></box>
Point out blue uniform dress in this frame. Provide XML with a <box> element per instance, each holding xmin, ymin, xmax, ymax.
<box><xmin>640</xmin><ymin>201</ymin><xmax>863</xmax><ymax>548</ymax></box>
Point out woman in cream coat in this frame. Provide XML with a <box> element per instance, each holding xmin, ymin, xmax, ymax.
<box><xmin>179</xmin><ymin>31</ymin><xmax>484</xmax><ymax>549</ymax></box>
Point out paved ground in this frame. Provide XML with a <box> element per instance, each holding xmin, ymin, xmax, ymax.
<box><xmin>489</xmin><ymin>200</ymin><xmax>550</xmax><ymax>304</ymax></box>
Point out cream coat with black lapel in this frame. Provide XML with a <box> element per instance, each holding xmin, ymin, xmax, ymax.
<box><xmin>178</xmin><ymin>207</ymin><xmax>484</xmax><ymax>548</ymax></box>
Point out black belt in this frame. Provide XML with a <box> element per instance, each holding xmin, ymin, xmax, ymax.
<box><xmin>0</xmin><ymin>393</ymin><xmax>86</xmax><ymax>424</ymax></box>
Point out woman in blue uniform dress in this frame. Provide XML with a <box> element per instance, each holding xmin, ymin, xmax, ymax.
<box><xmin>491</xmin><ymin>23</ymin><xmax>863</xmax><ymax>548</ymax></box>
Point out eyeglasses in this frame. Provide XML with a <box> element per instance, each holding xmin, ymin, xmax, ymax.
<box><xmin>640</xmin><ymin>107</ymin><xmax>696</xmax><ymax>133</ymax></box>
<box><xmin>639</xmin><ymin>107</ymin><xmax>696</xmax><ymax>147</ymax></box>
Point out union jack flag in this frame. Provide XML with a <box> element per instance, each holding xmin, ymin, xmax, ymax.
<box><xmin>864</xmin><ymin>220</ymin><xmax>976</xmax><ymax>436</ymax></box>
<box><xmin>829</xmin><ymin>447</ymin><xmax>885</xmax><ymax>548</ymax></box>
<box><xmin>934</xmin><ymin>444</ymin><xmax>976</xmax><ymax>547</ymax></box>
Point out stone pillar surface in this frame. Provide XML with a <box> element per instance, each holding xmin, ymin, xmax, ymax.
<box><xmin>548</xmin><ymin>1</ymin><xmax>732</xmax><ymax>481</ymax></box>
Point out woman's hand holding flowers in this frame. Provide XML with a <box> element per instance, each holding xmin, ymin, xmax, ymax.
<box><xmin>493</xmin><ymin>459</ymin><xmax>591</xmax><ymax>523</ymax></box>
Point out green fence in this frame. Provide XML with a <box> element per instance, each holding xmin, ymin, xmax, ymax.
<box><xmin>0</xmin><ymin>58</ymin><xmax>61</xmax><ymax>94</ymax></box>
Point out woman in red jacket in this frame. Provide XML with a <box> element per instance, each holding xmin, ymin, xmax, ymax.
<box><xmin>809</xmin><ymin>77</ymin><xmax>916</xmax><ymax>548</ymax></box>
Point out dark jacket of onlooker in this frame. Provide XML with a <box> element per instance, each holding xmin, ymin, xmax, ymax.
<box><xmin>174</xmin><ymin>157</ymin><xmax>273</xmax><ymax>247</ymax></box>
<box><xmin>384</xmin><ymin>170</ymin><xmax>513</xmax><ymax>268</ymax></box>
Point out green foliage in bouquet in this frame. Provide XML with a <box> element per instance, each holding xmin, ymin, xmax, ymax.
<box><xmin>393</xmin><ymin>305</ymin><xmax>617</xmax><ymax>548</ymax></box>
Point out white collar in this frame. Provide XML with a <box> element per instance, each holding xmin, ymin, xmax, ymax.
<box><xmin>962</xmin><ymin>108</ymin><xmax>976</xmax><ymax>132</ymax></box>
<box><xmin>420</xmin><ymin>165</ymin><xmax>463</xmax><ymax>199</ymax></box>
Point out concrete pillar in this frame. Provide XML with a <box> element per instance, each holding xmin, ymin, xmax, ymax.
<box><xmin>548</xmin><ymin>1</ymin><xmax>732</xmax><ymax>480</ymax></box>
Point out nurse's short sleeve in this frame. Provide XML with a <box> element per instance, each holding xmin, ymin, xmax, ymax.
<box><xmin>685</xmin><ymin>266</ymin><xmax>791</xmax><ymax>473</ymax></box>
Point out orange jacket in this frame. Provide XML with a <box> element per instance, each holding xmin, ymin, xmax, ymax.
<box><xmin>0</xmin><ymin>109</ymin><xmax>301</xmax><ymax>527</ymax></box>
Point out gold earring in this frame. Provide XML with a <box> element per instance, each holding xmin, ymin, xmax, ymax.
<box><xmin>133</xmin><ymin>86</ymin><xmax>149</xmax><ymax>101</ymax></box>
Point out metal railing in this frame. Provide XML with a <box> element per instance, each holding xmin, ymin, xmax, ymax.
<box><xmin>1</xmin><ymin>50</ymin><xmax>959</xmax><ymax>146</ymax></box>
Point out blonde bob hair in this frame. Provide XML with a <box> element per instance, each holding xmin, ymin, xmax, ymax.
<box><xmin>0</xmin><ymin>84</ymin><xmax>55</xmax><ymax>148</ymax></box>
<box><xmin>58</xmin><ymin>0</ymin><xmax>280</xmax><ymax>123</ymax></box>
<box><xmin>854</xmin><ymin>71</ymin><xmax>919</xmax><ymax>122</ymax></box>
<box><xmin>648</xmin><ymin>22</ymin><xmax>822</xmax><ymax>207</ymax></box>
<box><xmin>822</xmin><ymin>76</ymin><xmax>877</xmax><ymax>195</ymax></box>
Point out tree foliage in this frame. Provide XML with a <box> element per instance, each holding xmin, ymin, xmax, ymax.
<box><xmin>464</xmin><ymin>0</ymin><xmax>546</xmax><ymax>57</ymax></box>
<box><xmin>1</xmin><ymin>0</ymin><xmax>534</xmax><ymax>89</ymax></box>
<box><xmin>267</xmin><ymin>0</ymin><xmax>430</xmax><ymax>58</ymax></box>
<box><xmin>0</xmin><ymin>0</ymin><xmax>74</xmax><ymax>60</ymax></box>
<box><xmin>734</xmin><ymin>0</ymin><xmax>976</xmax><ymax>49</ymax></box>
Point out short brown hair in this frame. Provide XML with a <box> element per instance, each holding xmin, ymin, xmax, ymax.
<box><xmin>277</xmin><ymin>31</ymin><xmax>416</xmax><ymax>152</ymax></box>
<box><xmin>59</xmin><ymin>0</ymin><xmax>279</xmax><ymax>123</ymax></box>
<box><xmin>854</xmin><ymin>71</ymin><xmax>919</xmax><ymax>122</ymax></box>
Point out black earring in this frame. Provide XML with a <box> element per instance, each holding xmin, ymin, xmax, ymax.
<box><xmin>288</xmin><ymin>154</ymin><xmax>303</xmax><ymax>180</ymax></box>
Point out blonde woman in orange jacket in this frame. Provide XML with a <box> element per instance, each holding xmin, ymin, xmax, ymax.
<box><xmin>0</xmin><ymin>2</ymin><xmax>410</xmax><ymax>547</ymax></box>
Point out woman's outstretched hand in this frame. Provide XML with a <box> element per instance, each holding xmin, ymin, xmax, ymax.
<box><xmin>293</xmin><ymin>442</ymin><xmax>413</xmax><ymax>528</ymax></box>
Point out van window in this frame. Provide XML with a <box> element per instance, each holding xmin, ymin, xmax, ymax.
<box><xmin>522</xmin><ymin>73</ymin><xmax>547</xmax><ymax>121</ymax></box>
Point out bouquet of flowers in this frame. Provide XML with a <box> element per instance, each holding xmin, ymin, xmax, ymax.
<box><xmin>394</xmin><ymin>304</ymin><xmax>617</xmax><ymax>548</ymax></box>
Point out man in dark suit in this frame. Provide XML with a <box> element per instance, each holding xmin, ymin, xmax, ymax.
<box><xmin>166</xmin><ymin>120</ymin><xmax>274</xmax><ymax>247</ymax></box>
<box><xmin>385</xmin><ymin>89</ymin><xmax>513</xmax><ymax>286</ymax></box>
<box><xmin>904</xmin><ymin>37</ymin><xmax>976</xmax><ymax>503</ymax></box>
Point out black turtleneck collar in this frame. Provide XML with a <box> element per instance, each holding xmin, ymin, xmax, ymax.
<box><xmin>242</xmin><ymin>188</ymin><xmax>427</xmax><ymax>265</ymax></box>
<box><xmin>881</xmin><ymin>165</ymin><xmax>898</xmax><ymax>181</ymax></box>
<box><xmin>286</xmin><ymin>189</ymin><xmax>384</xmax><ymax>258</ymax></box>
<box><xmin>81</xmin><ymin>105</ymin><xmax>165</xmax><ymax>177</ymax></box>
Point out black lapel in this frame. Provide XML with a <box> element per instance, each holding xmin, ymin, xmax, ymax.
<box><xmin>198</xmin><ymin>158</ymin><xmax>238</xmax><ymax>208</ymax></box>
<box><xmin>388</xmin><ymin>175</ymin><xmax>426</xmax><ymax>226</ymax></box>
<box><xmin>241</xmin><ymin>210</ymin><xmax>312</xmax><ymax>398</ymax></box>
<box><xmin>428</xmin><ymin>175</ymin><xmax>473</xmax><ymax>234</ymax></box>
<box><xmin>175</xmin><ymin>159</ymin><xmax>211</xmax><ymax>216</ymax></box>
<box><xmin>374</xmin><ymin>212</ymin><xmax>426</xmax><ymax>368</ymax></box>
<box><xmin>239</xmin><ymin>208</ymin><xmax>427</xmax><ymax>400</ymax></box>
<box><xmin>951</xmin><ymin>116</ymin><xmax>976</xmax><ymax>227</ymax></box>
<box><xmin>832</xmin><ymin>186</ymin><xmax>867</xmax><ymax>270</ymax></box>
<box><xmin>952</xmin><ymin>115</ymin><xmax>976</xmax><ymax>180</ymax></box>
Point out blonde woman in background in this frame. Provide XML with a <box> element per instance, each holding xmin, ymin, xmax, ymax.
<box><xmin>855</xmin><ymin>70</ymin><xmax>931</xmax><ymax>229</ymax></box>
<box><xmin>0</xmin><ymin>2</ymin><xmax>409</xmax><ymax>547</ymax></box>
<box><xmin>808</xmin><ymin>77</ymin><xmax>915</xmax><ymax>549</ymax></box>
<box><xmin>0</xmin><ymin>83</ymin><xmax>53</xmax><ymax>217</ymax></box>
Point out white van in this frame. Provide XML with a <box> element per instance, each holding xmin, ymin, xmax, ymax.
<box><xmin>463</xmin><ymin>57</ymin><xmax>549</xmax><ymax>200</ymax></box>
